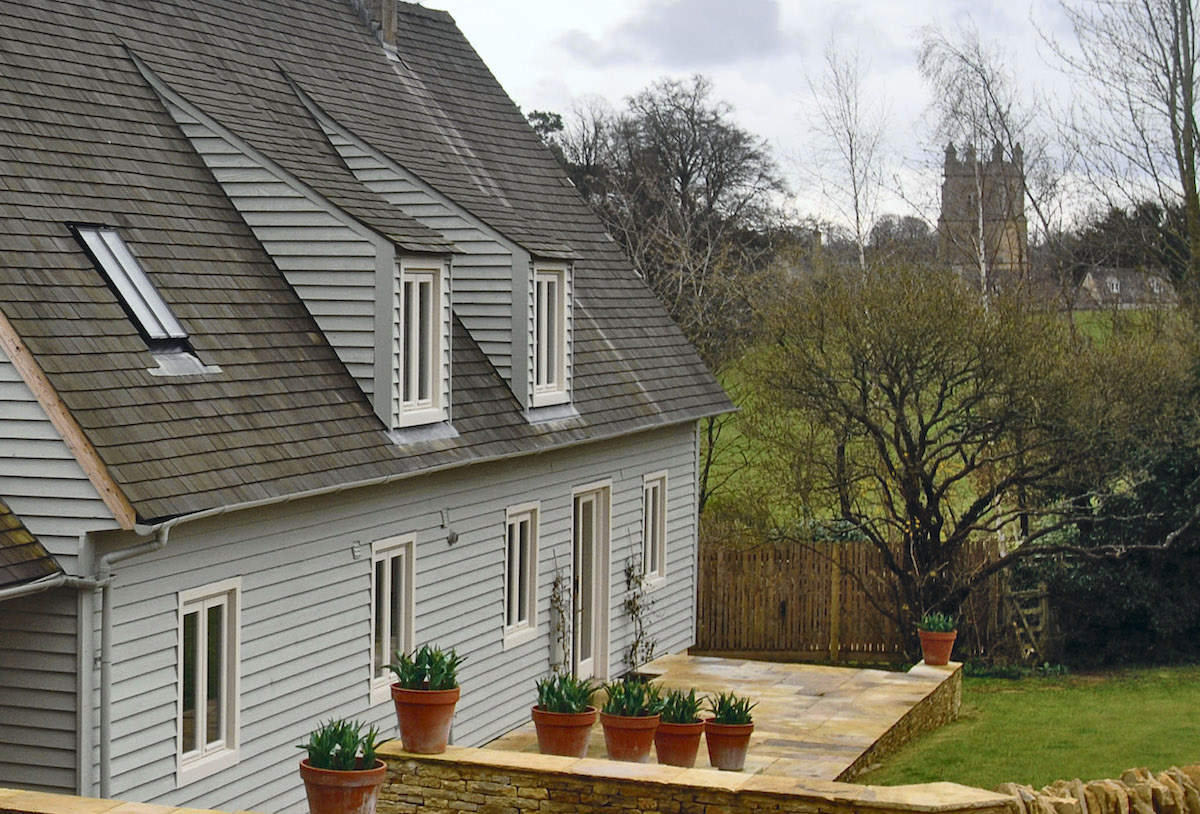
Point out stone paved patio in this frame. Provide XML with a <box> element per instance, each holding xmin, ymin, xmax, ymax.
<box><xmin>485</xmin><ymin>653</ymin><xmax>960</xmax><ymax>780</ymax></box>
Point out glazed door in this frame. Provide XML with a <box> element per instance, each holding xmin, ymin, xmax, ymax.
<box><xmin>572</xmin><ymin>486</ymin><xmax>610</xmax><ymax>680</ymax></box>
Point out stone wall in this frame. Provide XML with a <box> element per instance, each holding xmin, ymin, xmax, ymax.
<box><xmin>839</xmin><ymin>663</ymin><xmax>963</xmax><ymax>781</ymax></box>
<box><xmin>378</xmin><ymin>745</ymin><xmax>1017</xmax><ymax>814</ymax></box>
<box><xmin>997</xmin><ymin>767</ymin><xmax>1200</xmax><ymax>814</ymax></box>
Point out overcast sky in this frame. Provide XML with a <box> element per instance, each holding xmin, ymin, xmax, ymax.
<box><xmin>427</xmin><ymin>0</ymin><xmax>1079</xmax><ymax>228</ymax></box>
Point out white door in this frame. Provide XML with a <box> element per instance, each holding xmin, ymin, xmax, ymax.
<box><xmin>572</xmin><ymin>486</ymin><xmax>610</xmax><ymax>680</ymax></box>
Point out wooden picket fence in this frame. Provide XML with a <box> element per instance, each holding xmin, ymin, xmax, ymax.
<box><xmin>693</xmin><ymin>538</ymin><xmax>1011</xmax><ymax>662</ymax></box>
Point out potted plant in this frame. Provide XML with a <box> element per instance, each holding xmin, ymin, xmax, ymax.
<box><xmin>599</xmin><ymin>677</ymin><xmax>661</xmax><ymax>763</ymax></box>
<box><xmin>653</xmin><ymin>688</ymin><xmax>706</xmax><ymax>768</ymax></box>
<box><xmin>298</xmin><ymin>719</ymin><xmax>389</xmax><ymax>814</ymax></box>
<box><xmin>388</xmin><ymin>643</ymin><xmax>465</xmax><ymax>754</ymax></box>
<box><xmin>917</xmin><ymin>611</ymin><xmax>958</xmax><ymax>666</ymax></box>
<box><xmin>704</xmin><ymin>691</ymin><xmax>756</xmax><ymax>771</ymax></box>
<box><xmin>531</xmin><ymin>672</ymin><xmax>599</xmax><ymax>758</ymax></box>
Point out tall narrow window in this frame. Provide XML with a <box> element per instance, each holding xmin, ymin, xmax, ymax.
<box><xmin>371</xmin><ymin>536</ymin><xmax>415</xmax><ymax>703</ymax></box>
<box><xmin>533</xmin><ymin>265</ymin><xmax>568</xmax><ymax>405</ymax></box>
<box><xmin>504</xmin><ymin>503</ymin><xmax>539</xmax><ymax>647</ymax></box>
<box><xmin>178</xmin><ymin>579</ymin><xmax>240</xmax><ymax>786</ymax></box>
<box><xmin>402</xmin><ymin>268</ymin><xmax>438</xmax><ymax>410</ymax></box>
<box><xmin>643</xmin><ymin>472</ymin><xmax>668</xmax><ymax>583</ymax></box>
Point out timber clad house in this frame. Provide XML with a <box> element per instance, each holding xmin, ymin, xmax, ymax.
<box><xmin>0</xmin><ymin>1</ymin><xmax>729</xmax><ymax>811</ymax></box>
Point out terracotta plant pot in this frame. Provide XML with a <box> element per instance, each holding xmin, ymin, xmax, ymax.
<box><xmin>653</xmin><ymin>720</ymin><xmax>705</xmax><ymax>768</ymax></box>
<box><xmin>704</xmin><ymin>720</ymin><xmax>753</xmax><ymax>771</ymax></box>
<box><xmin>299</xmin><ymin>759</ymin><xmax>387</xmax><ymax>814</ymax></box>
<box><xmin>391</xmin><ymin>684</ymin><xmax>460</xmax><ymax>754</ymax></box>
<box><xmin>599</xmin><ymin>711</ymin><xmax>659</xmax><ymax>763</ymax></box>
<box><xmin>531</xmin><ymin>705</ymin><xmax>597</xmax><ymax>758</ymax></box>
<box><xmin>918</xmin><ymin>629</ymin><xmax>957</xmax><ymax>666</ymax></box>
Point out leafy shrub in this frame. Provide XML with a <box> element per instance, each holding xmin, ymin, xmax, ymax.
<box><xmin>658</xmin><ymin>688</ymin><xmax>705</xmax><ymax>724</ymax></box>
<box><xmin>708</xmin><ymin>691</ymin><xmax>756</xmax><ymax>725</ymax></box>
<box><xmin>299</xmin><ymin>719</ymin><xmax>388</xmax><ymax>771</ymax></box>
<box><xmin>388</xmin><ymin>643</ymin><xmax>464</xmax><ymax>690</ymax></box>
<box><xmin>919</xmin><ymin>612</ymin><xmax>957</xmax><ymax>633</ymax></box>
<box><xmin>602</xmin><ymin>677</ymin><xmax>661</xmax><ymax>717</ymax></box>
<box><xmin>535</xmin><ymin>673</ymin><xmax>598</xmax><ymax>713</ymax></box>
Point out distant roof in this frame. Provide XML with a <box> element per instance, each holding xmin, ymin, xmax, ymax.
<box><xmin>0</xmin><ymin>498</ymin><xmax>62</xmax><ymax>589</ymax></box>
<box><xmin>1078</xmin><ymin>267</ymin><xmax>1178</xmax><ymax>310</ymax></box>
<box><xmin>0</xmin><ymin>0</ymin><xmax>731</xmax><ymax>523</ymax></box>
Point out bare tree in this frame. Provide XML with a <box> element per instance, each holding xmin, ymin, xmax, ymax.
<box><xmin>802</xmin><ymin>40</ymin><xmax>888</xmax><ymax>271</ymax></box>
<box><xmin>919</xmin><ymin>25</ymin><xmax>1071</xmax><ymax>306</ymax></box>
<box><xmin>1046</xmin><ymin>0</ymin><xmax>1200</xmax><ymax>301</ymax></box>
<box><xmin>752</xmin><ymin>265</ymin><xmax>1197</xmax><ymax>656</ymax></box>
<box><xmin>533</xmin><ymin>76</ymin><xmax>788</xmax><ymax>510</ymax></box>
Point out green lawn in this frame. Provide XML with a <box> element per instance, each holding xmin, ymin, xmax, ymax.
<box><xmin>855</xmin><ymin>666</ymin><xmax>1200</xmax><ymax>790</ymax></box>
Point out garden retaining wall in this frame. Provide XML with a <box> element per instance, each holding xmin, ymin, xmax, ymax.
<box><xmin>377</xmin><ymin>745</ymin><xmax>1018</xmax><ymax>814</ymax></box>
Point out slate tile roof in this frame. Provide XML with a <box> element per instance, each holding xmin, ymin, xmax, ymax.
<box><xmin>0</xmin><ymin>0</ymin><xmax>733</xmax><ymax>523</ymax></box>
<box><xmin>0</xmin><ymin>498</ymin><xmax>62</xmax><ymax>589</ymax></box>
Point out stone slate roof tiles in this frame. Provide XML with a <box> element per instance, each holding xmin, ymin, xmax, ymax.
<box><xmin>0</xmin><ymin>498</ymin><xmax>62</xmax><ymax>589</ymax></box>
<box><xmin>0</xmin><ymin>0</ymin><xmax>733</xmax><ymax>523</ymax></box>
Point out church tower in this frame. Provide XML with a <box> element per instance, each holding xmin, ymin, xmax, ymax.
<box><xmin>937</xmin><ymin>142</ymin><xmax>1029</xmax><ymax>292</ymax></box>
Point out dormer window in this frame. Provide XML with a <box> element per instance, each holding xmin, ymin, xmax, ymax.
<box><xmin>394</xmin><ymin>259</ymin><xmax>449</xmax><ymax>428</ymax></box>
<box><xmin>533</xmin><ymin>263</ymin><xmax>570</xmax><ymax>407</ymax></box>
<box><xmin>72</xmin><ymin>225</ymin><xmax>217</xmax><ymax>376</ymax></box>
<box><xmin>1150</xmin><ymin>278</ymin><xmax>1163</xmax><ymax>294</ymax></box>
<box><xmin>1108</xmin><ymin>277</ymin><xmax>1120</xmax><ymax>294</ymax></box>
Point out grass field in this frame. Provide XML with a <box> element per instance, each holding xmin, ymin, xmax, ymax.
<box><xmin>855</xmin><ymin>666</ymin><xmax>1200</xmax><ymax>790</ymax></box>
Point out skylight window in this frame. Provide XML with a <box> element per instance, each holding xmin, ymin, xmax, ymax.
<box><xmin>73</xmin><ymin>226</ymin><xmax>188</xmax><ymax>343</ymax></box>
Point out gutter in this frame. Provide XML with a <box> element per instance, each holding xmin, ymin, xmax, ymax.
<box><xmin>0</xmin><ymin>572</ymin><xmax>105</xmax><ymax>602</ymax></box>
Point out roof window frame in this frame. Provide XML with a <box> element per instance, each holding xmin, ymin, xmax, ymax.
<box><xmin>71</xmin><ymin>224</ymin><xmax>189</xmax><ymax>349</ymax></box>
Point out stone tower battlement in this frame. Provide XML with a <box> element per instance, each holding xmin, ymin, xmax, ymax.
<box><xmin>937</xmin><ymin>142</ymin><xmax>1029</xmax><ymax>291</ymax></box>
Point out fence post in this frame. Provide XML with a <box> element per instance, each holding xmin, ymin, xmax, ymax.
<box><xmin>828</xmin><ymin>543</ymin><xmax>841</xmax><ymax>663</ymax></box>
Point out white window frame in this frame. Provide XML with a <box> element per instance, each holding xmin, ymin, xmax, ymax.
<box><xmin>503</xmin><ymin>502</ymin><xmax>539</xmax><ymax>649</ymax></box>
<box><xmin>643</xmin><ymin>471</ymin><xmax>668</xmax><ymax>585</ymax></box>
<box><xmin>370</xmin><ymin>535</ymin><xmax>416</xmax><ymax>705</ymax></box>
<box><xmin>177</xmin><ymin>577</ymin><xmax>241</xmax><ymax>788</ymax></box>
<box><xmin>532</xmin><ymin>264</ymin><xmax>568</xmax><ymax>407</ymax></box>
<box><xmin>1151</xmin><ymin>278</ymin><xmax>1163</xmax><ymax>294</ymax></box>
<box><xmin>75</xmin><ymin>225</ymin><xmax>188</xmax><ymax>343</ymax></box>
<box><xmin>396</xmin><ymin>260</ymin><xmax>446</xmax><ymax>427</ymax></box>
<box><xmin>1108</xmin><ymin>277</ymin><xmax>1121</xmax><ymax>294</ymax></box>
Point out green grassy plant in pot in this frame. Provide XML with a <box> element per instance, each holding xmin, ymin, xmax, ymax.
<box><xmin>298</xmin><ymin>719</ymin><xmax>389</xmax><ymax>814</ymax></box>
<box><xmin>388</xmin><ymin>643</ymin><xmax>464</xmax><ymax>754</ymax></box>
<box><xmin>531</xmin><ymin>673</ymin><xmax>599</xmax><ymax>758</ymax></box>
<box><xmin>917</xmin><ymin>612</ymin><xmax>958</xmax><ymax>666</ymax></box>
<box><xmin>653</xmin><ymin>688</ymin><xmax>706</xmax><ymax>768</ymax></box>
<box><xmin>704</xmin><ymin>691</ymin><xmax>756</xmax><ymax>771</ymax></box>
<box><xmin>599</xmin><ymin>677</ymin><xmax>661</xmax><ymax>763</ymax></box>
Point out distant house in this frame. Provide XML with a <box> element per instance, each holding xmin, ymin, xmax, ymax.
<box><xmin>1076</xmin><ymin>267</ymin><xmax>1178</xmax><ymax>310</ymax></box>
<box><xmin>0</xmin><ymin>1</ymin><xmax>729</xmax><ymax>812</ymax></box>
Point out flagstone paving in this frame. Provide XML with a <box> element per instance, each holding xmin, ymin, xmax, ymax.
<box><xmin>484</xmin><ymin>654</ymin><xmax>960</xmax><ymax>780</ymax></box>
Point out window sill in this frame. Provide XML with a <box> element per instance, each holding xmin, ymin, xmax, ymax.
<box><xmin>503</xmin><ymin>624</ymin><xmax>538</xmax><ymax>651</ymax></box>
<box><xmin>644</xmin><ymin>574</ymin><xmax>666</xmax><ymax>592</ymax></box>
<box><xmin>370</xmin><ymin>675</ymin><xmax>396</xmax><ymax>707</ymax></box>
<box><xmin>177</xmin><ymin>747</ymin><xmax>239</xmax><ymax>788</ymax></box>
<box><xmin>531</xmin><ymin>389</ymin><xmax>570</xmax><ymax>409</ymax></box>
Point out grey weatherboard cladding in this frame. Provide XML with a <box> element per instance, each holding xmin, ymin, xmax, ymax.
<box><xmin>0</xmin><ymin>0</ymin><xmax>731</xmax><ymax>523</ymax></box>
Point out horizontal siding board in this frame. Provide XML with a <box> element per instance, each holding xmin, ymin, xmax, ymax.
<box><xmin>320</xmin><ymin>118</ymin><xmax>516</xmax><ymax>381</ymax></box>
<box><xmin>165</xmin><ymin>114</ymin><xmax>381</xmax><ymax>401</ymax></box>
<box><xmin>97</xmin><ymin>424</ymin><xmax>696</xmax><ymax>813</ymax></box>
<box><xmin>0</xmin><ymin>348</ymin><xmax>119</xmax><ymax>566</ymax></box>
